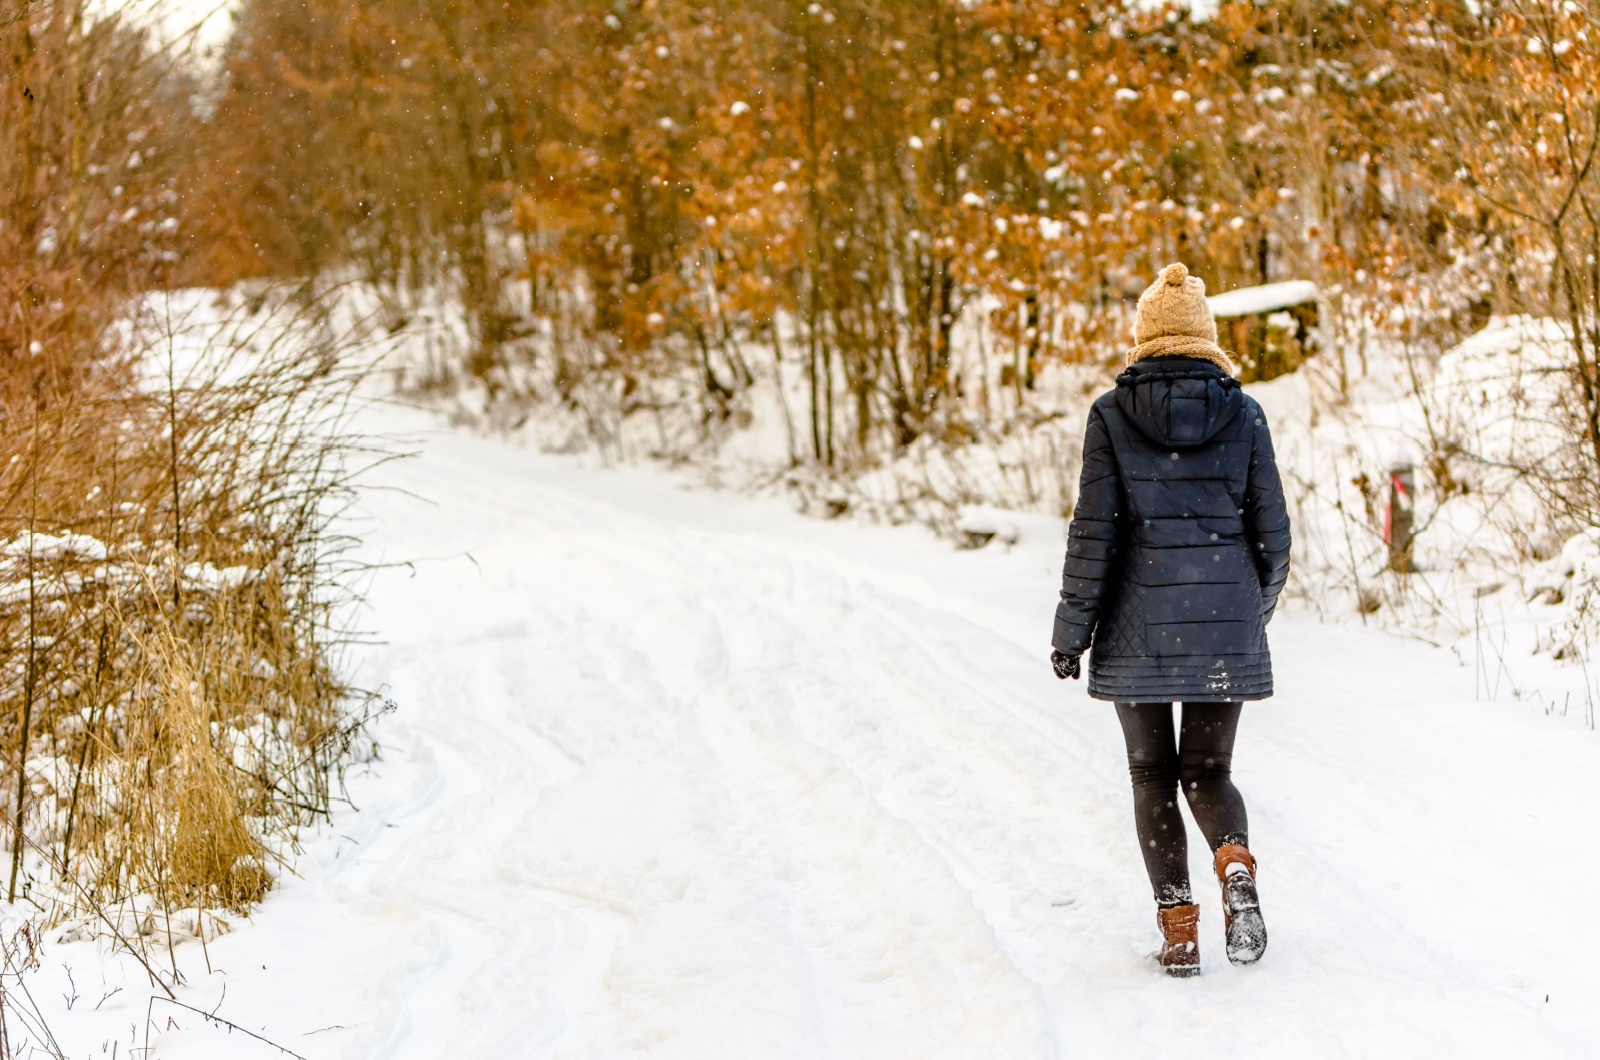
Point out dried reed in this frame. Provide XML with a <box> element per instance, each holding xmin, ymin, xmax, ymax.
<box><xmin>0</xmin><ymin>290</ymin><xmax>384</xmax><ymax>946</ymax></box>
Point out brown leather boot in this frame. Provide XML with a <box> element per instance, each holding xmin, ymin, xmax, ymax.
<box><xmin>1214</xmin><ymin>843</ymin><xmax>1267</xmax><ymax>965</ymax></box>
<box><xmin>1155</xmin><ymin>903</ymin><xmax>1201</xmax><ymax>978</ymax></box>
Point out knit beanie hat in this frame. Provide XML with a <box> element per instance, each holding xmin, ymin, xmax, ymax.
<box><xmin>1126</xmin><ymin>263</ymin><xmax>1235</xmax><ymax>375</ymax></box>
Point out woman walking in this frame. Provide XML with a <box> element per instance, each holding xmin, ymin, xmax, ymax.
<box><xmin>1049</xmin><ymin>263</ymin><xmax>1291</xmax><ymax>977</ymax></box>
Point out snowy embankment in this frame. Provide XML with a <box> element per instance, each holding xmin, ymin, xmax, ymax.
<box><xmin>37</xmin><ymin>403</ymin><xmax>1600</xmax><ymax>1058</ymax></box>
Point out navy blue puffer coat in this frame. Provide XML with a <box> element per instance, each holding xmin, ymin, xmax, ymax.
<box><xmin>1051</xmin><ymin>357</ymin><xmax>1291</xmax><ymax>702</ymax></box>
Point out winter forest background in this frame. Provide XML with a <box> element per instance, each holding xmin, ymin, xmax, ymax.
<box><xmin>4</xmin><ymin>0</ymin><xmax>1600</xmax><ymax>1054</ymax></box>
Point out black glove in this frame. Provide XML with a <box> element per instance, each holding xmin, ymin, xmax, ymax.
<box><xmin>1051</xmin><ymin>649</ymin><xmax>1080</xmax><ymax>681</ymax></box>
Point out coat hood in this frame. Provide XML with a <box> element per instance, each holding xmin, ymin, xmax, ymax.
<box><xmin>1113</xmin><ymin>357</ymin><xmax>1244</xmax><ymax>448</ymax></box>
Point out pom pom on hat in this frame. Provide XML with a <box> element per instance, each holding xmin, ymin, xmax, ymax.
<box><xmin>1159</xmin><ymin>262</ymin><xmax>1189</xmax><ymax>286</ymax></box>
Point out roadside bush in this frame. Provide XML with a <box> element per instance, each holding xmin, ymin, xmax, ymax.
<box><xmin>0</xmin><ymin>294</ymin><xmax>377</xmax><ymax>930</ymax></box>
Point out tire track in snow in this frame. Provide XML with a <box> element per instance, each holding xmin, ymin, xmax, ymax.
<box><xmin>154</xmin><ymin>417</ymin><xmax>1592</xmax><ymax>1060</ymax></box>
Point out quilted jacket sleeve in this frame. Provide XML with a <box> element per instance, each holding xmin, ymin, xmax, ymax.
<box><xmin>1052</xmin><ymin>404</ymin><xmax>1122</xmax><ymax>656</ymax></box>
<box><xmin>1243</xmin><ymin>400</ymin><xmax>1292</xmax><ymax>622</ymax></box>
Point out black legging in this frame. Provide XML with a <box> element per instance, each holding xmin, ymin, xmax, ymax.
<box><xmin>1115</xmin><ymin>701</ymin><xmax>1248</xmax><ymax>907</ymax></box>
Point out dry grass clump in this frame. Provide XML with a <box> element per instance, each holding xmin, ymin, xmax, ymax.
<box><xmin>0</xmin><ymin>292</ymin><xmax>380</xmax><ymax>936</ymax></box>
<box><xmin>112</xmin><ymin>632</ymin><xmax>270</xmax><ymax>912</ymax></box>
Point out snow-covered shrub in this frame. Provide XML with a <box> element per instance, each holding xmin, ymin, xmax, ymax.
<box><xmin>0</xmin><ymin>292</ymin><xmax>380</xmax><ymax>933</ymax></box>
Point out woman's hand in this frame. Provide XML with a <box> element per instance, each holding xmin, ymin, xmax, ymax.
<box><xmin>1051</xmin><ymin>650</ymin><xmax>1081</xmax><ymax>680</ymax></box>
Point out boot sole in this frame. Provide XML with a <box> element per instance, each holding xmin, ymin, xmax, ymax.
<box><xmin>1164</xmin><ymin>963</ymin><xmax>1201</xmax><ymax>979</ymax></box>
<box><xmin>1225</xmin><ymin>906</ymin><xmax>1268</xmax><ymax>965</ymax></box>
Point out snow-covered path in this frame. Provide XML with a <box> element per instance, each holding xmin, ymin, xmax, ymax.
<box><xmin>50</xmin><ymin>410</ymin><xmax>1600</xmax><ymax>1058</ymax></box>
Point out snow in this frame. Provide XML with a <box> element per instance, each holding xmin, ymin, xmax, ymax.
<box><xmin>954</xmin><ymin>505</ymin><xmax>1022</xmax><ymax>547</ymax></box>
<box><xmin>1429</xmin><ymin>314</ymin><xmax>1575</xmax><ymax>472</ymax></box>
<box><xmin>181</xmin><ymin>561</ymin><xmax>259</xmax><ymax>591</ymax></box>
<box><xmin>0</xmin><ymin>533</ymin><xmax>112</xmax><ymax>606</ymax></box>
<box><xmin>0</xmin><ymin>532</ymin><xmax>109</xmax><ymax>563</ymax></box>
<box><xmin>28</xmin><ymin>403</ymin><xmax>1600</xmax><ymax>1058</ymax></box>
<box><xmin>1207</xmin><ymin>281</ymin><xmax>1319</xmax><ymax>320</ymax></box>
<box><xmin>1237</xmin><ymin>310</ymin><xmax>1600</xmax><ymax>656</ymax></box>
